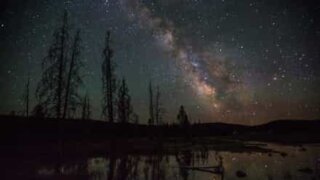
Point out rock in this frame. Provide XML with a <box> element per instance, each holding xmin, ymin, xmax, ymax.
<box><xmin>280</xmin><ymin>152</ymin><xmax>287</xmax><ymax>157</ymax></box>
<box><xmin>236</xmin><ymin>170</ymin><xmax>247</xmax><ymax>178</ymax></box>
<box><xmin>298</xmin><ymin>167</ymin><xmax>313</xmax><ymax>174</ymax></box>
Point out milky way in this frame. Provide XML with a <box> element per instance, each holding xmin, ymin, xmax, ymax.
<box><xmin>119</xmin><ymin>0</ymin><xmax>244</xmax><ymax>113</ymax></box>
<box><xmin>0</xmin><ymin>0</ymin><xmax>319</xmax><ymax>124</ymax></box>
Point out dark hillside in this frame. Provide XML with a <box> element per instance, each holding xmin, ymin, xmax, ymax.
<box><xmin>1</xmin><ymin>115</ymin><xmax>319</xmax><ymax>145</ymax></box>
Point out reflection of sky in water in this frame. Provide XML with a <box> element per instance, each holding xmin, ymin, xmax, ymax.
<box><xmin>220</xmin><ymin>144</ymin><xmax>320</xmax><ymax>179</ymax></box>
<box><xmin>83</xmin><ymin>144</ymin><xmax>320</xmax><ymax>180</ymax></box>
<box><xmin>4</xmin><ymin>143</ymin><xmax>319</xmax><ymax>179</ymax></box>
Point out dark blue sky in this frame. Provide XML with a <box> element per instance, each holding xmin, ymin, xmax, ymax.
<box><xmin>0</xmin><ymin>0</ymin><xmax>319</xmax><ymax>124</ymax></box>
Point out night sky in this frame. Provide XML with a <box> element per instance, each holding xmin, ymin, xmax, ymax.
<box><xmin>0</xmin><ymin>0</ymin><xmax>319</xmax><ymax>124</ymax></box>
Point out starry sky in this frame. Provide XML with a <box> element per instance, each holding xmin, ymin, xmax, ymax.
<box><xmin>0</xmin><ymin>0</ymin><xmax>319</xmax><ymax>125</ymax></box>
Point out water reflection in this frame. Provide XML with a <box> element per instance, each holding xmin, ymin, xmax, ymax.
<box><xmin>86</xmin><ymin>149</ymin><xmax>223</xmax><ymax>180</ymax></box>
<box><xmin>2</xmin><ymin>139</ymin><xmax>320</xmax><ymax>180</ymax></box>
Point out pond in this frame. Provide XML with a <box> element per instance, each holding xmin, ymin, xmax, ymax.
<box><xmin>2</xmin><ymin>138</ymin><xmax>320</xmax><ymax>180</ymax></box>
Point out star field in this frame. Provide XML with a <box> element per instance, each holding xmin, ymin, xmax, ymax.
<box><xmin>0</xmin><ymin>0</ymin><xmax>319</xmax><ymax>124</ymax></box>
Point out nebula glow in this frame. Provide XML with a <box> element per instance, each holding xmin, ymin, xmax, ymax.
<box><xmin>1</xmin><ymin>0</ymin><xmax>319</xmax><ymax>124</ymax></box>
<box><xmin>120</xmin><ymin>0</ymin><xmax>242</xmax><ymax>111</ymax></box>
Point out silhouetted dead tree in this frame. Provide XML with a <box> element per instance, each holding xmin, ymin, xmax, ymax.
<box><xmin>56</xmin><ymin>11</ymin><xmax>68</xmax><ymax>119</ymax></box>
<box><xmin>22</xmin><ymin>74</ymin><xmax>30</xmax><ymax>118</ymax></box>
<box><xmin>148</xmin><ymin>81</ymin><xmax>154</xmax><ymax>125</ymax></box>
<box><xmin>102</xmin><ymin>31</ymin><xmax>117</xmax><ymax>123</ymax></box>
<box><xmin>154</xmin><ymin>86</ymin><xmax>164</xmax><ymax>125</ymax></box>
<box><xmin>63</xmin><ymin>30</ymin><xmax>83</xmax><ymax>119</ymax></box>
<box><xmin>36</xmin><ymin>11</ymin><xmax>69</xmax><ymax>118</ymax></box>
<box><xmin>148</xmin><ymin>83</ymin><xmax>164</xmax><ymax>125</ymax></box>
<box><xmin>117</xmin><ymin>78</ymin><xmax>132</xmax><ymax>123</ymax></box>
<box><xmin>81</xmin><ymin>93</ymin><xmax>91</xmax><ymax>120</ymax></box>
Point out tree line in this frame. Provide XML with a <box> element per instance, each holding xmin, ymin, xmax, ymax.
<box><xmin>20</xmin><ymin>11</ymin><xmax>190</xmax><ymax>126</ymax></box>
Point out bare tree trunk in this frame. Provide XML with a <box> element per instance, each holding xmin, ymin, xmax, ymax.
<box><xmin>107</xmin><ymin>53</ymin><xmax>114</xmax><ymax>123</ymax></box>
<box><xmin>102</xmin><ymin>31</ymin><xmax>115</xmax><ymax>123</ymax></box>
<box><xmin>26</xmin><ymin>75</ymin><xmax>30</xmax><ymax>118</ymax></box>
<box><xmin>155</xmin><ymin>86</ymin><xmax>160</xmax><ymax>125</ymax></box>
<box><xmin>56</xmin><ymin>11</ymin><xmax>68</xmax><ymax>119</ymax></box>
<box><xmin>81</xmin><ymin>93</ymin><xmax>90</xmax><ymax>120</ymax></box>
<box><xmin>63</xmin><ymin>30</ymin><xmax>80</xmax><ymax>119</ymax></box>
<box><xmin>149</xmin><ymin>81</ymin><xmax>154</xmax><ymax>125</ymax></box>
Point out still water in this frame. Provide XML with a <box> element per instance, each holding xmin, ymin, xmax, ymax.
<box><xmin>2</xmin><ymin>139</ymin><xmax>320</xmax><ymax>180</ymax></box>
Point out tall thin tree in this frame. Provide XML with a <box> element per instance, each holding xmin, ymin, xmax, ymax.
<box><xmin>81</xmin><ymin>93</ymin><xmax>91</xmax><ymax>120</ymax></box>
<box><xmin>63</xmin><ymin>30</ymin><xmax>83</xmax><ymax>119</ymax></box>
<box><xmin>22</xmin><ymin>73</ymin><xmax>30</xmax><ymax>118</ymax></box>
<box><xmin>154</xmin><ymin>86</ymin><xmax>162</xmax><ymax>125</ymax></box>
<box><xmin>56</xmin><ymin>11</ymin><xmax>68</xmax><ymax>119</ymax></box>
<box><xmin>117</xmin><ymin>78</ymin><xmax>132</xmax><ymax>123</ymax></box>
<box><xmin>36</xmin><ymin>10</ymin><xmax>69</xmax><ymax>118</ymax></box>
<box><xmin>148</xmin><ymin>81</ymin><xmax>154</xmax><ymax>125</ymax></box>
<box><xmin>102</xmin><ymin>31</ymin><xmax>117</xmax><ymax>122</ymax></box>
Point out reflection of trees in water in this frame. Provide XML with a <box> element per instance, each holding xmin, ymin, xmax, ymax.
<box><xmin>115</xmin><ymin>155</ymin><xmax>140</xmax><ymax>180</ymax></box>
<box><xmin>87</xmin><ymin>155</ymin><xmax>140</xmax><ymax>180</ymax></box>
<box><xmin>88</xmin><ymin>154</ymin><xmax>162</xmax><ymax>180</ymax></box>
<box><xmin>88</xmin><ymin>158</ymin><xmax>107</xmax><ymax>180</ymax></box>
<box><xmin>175</xmin><ymin>150</ymin><xmax>224</xmax><ymax>180</ymax></box>
<box><xmin>195</xmin><ymin>147</ymin><xmax>209</xmax><ymax>165</ymax></box>
<box><xmin>143</xmin><ymin>154</ymin><xmax>167</xmax><ymax>180</ymax></box>
<box><xmin>24</xmin><ymin>148</ymin><xmax>225</xmax><ymax>180</ymax></box>
<box><xmin>50</xmin><ymin>149</ymin><xmax>223</xmax><ymax>180</ymax></box>
<box><xmin>107</xmin><ymin>155</ymin><xmax>116</xmax><ymax>180</ymax></box>
<box><xmin>106</xmin><ymin>155</ymin><xmax>140</xmax><ymax>180</ymax></box>
<box><xmin>86</xmin><ymin>147</ymin><xmax>224</xmax><ymax>180</ymax></box>
<box><xmin>176</xmin><ymin>150</ymin><xmax>193</xmax><ymax>180</ymax></box>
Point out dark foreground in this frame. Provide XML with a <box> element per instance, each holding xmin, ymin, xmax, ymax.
<box><xmin>2</xmin><ymin>137</ymin><xmax>320</xmax><ymax>180</ymax></box>
<box><xmin>1</xmin><ymin>115</ymin><xmax>320</xmax><ymax>145</ymax></box>
<box><xmin>1</xmin><ymin>115</ymin><xmax>320</xmax><ymax>179</ymax></box>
